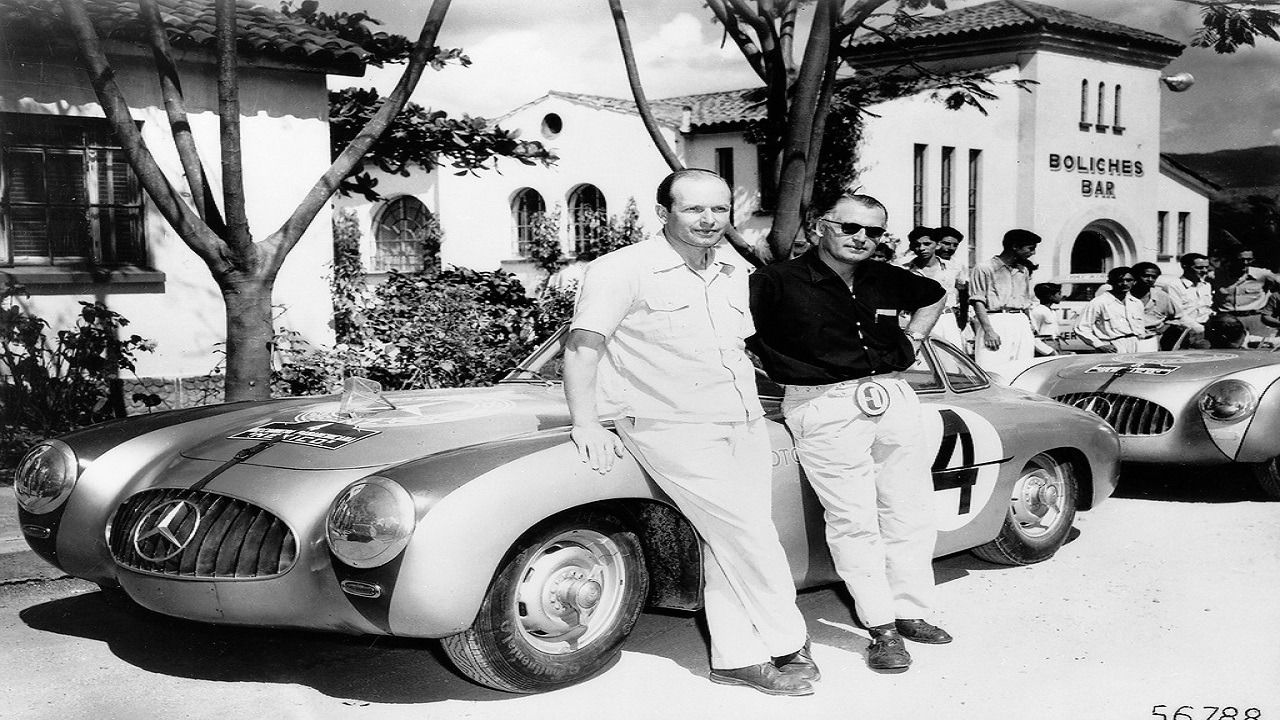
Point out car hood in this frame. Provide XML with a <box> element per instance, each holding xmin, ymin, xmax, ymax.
<box><xmin>1040</xmin><ymin>350</ymin><xmax>1280</xmax><ymax>385</ymax></box>
<box><xmin>178</xmin><ymin>382</ymin><xmax>570</xmax><ymax>470</ymax></box>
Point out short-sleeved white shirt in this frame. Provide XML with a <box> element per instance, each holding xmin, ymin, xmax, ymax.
<box><xmin>570</xmin><ymin>234</ymin><xmax>761</xmax><ymax>422</ymax></box>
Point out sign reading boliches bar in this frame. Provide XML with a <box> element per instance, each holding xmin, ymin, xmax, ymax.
<box><xmin>228</xmin><ymin>421</ymin><xmax>381</xmax><ymax>449</ymax></box>
<box><xmin>1084</xmin><ymin>363</ymin><xmax>1180</xmax><ymax>376</ymax></box>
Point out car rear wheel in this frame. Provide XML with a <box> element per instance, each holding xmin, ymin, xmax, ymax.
<box><xmin>440</xmin><ymin>509</ymin><xmax>648</xmax><ymax>693</ymax></box>
<box><xmin>1251</xmin><ymin>457</ymin><xmax>1280</xmax><ymax>500</ymax></box>
<box><xmin>972</xmin><ymin>453</ymin><xmax>1078</xmax><ymax>565</ymax></box>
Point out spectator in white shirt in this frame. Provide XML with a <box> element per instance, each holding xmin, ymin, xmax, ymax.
<box><xmin>1158</xmin><ymin>253</ymin><xmax>1212</xmax><ymax>349</ymax></box>
<box><xmin>1075</xmin><ymin>267</ymin><xmax>1152</xmax><ymax>353</ymax></box>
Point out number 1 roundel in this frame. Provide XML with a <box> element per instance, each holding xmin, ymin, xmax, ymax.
<box><xmin>854</xmin><ymin>380</ymin><xmax>891</xmax><ymax>417</ymax></box>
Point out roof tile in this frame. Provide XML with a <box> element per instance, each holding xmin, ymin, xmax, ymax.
<box><xmin>848</xmin><ymin>0</ymin><xmax>1182</xmax><ymax>52</ymax></box>
<box><xmin>0</xmin><ymin>0</ymin><xmax>369</xmax><ymax>74</ymax></box>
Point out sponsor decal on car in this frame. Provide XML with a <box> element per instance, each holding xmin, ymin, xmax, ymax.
<box><xmin>228</xmin><ymin>421</ymin><xmax>380</xmax><ymax>450</ymax></box>
<box><xmin>1085</xmin><ymin>362</ymin><xmax>1180</xmax><ymax>376</ymax></box>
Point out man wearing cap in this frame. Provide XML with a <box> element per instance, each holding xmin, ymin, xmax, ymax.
<box><xmin>749</xmin><ymin>192</ymin><xmax>951</xmax><ymax>673</ymax></box>
<box><xmin>565</xmin><ymin>168</ymin><xmax>815</xmax><ymax>696</ymax></box>
<box><xmin>969</xmin><ymin>229</ymin><xmax>1040</xmax><ymax>377</ymax></box>
<box><xmin>901</xmin><ymin>226</ymin><xmax>965</xmax><ymax>348</ymax></box>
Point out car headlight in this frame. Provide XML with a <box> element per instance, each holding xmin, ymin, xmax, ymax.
<box><xmin>326</xmin><ymin>477</ymin><xmax>416</xmax><ymax>568</ymax></box>
<box><xmin>1198</xmin><ymin>379</ymin><xmax>1258</xmax><ymax>422</ymax></box>
<box><xmin>13</xmin><ymin>440</ymin><xmax>79</xmax><ymax>514</ymax></box>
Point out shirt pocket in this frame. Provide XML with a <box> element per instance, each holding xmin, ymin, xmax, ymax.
<box><xmin>643</xmin><ymin>295</ymin><xmax>696</xmax><ymax>338</ymax></box>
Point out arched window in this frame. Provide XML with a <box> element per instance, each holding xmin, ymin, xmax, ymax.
<box><xmin>373</xmin><ymin>195</ymin><xmax>435</xmax><ymax>273</ymax></box>
<box><xmin>512</xmin><ymin>187</ymin><xmax>545</xmax><ymax>257</ymax></box>
<box><xmin>1070</xmin><ymin>230</ymin><xmax>1113</xmax><ymax>274</ymax></box>
<box><xmin>1113</xmin><ymin>85</ymin><xmax>1123</xmax><ymax>130</ymax></box>
<box><xmin>1096</xmin><ymin>82</ymin><xmax>1107</xmax><ymax>127</ymax></box>
<box><xmin>1080</xmin><ymin>79</ymin><xmax>1089</xmax><ymax>126</ymax></box>
<box><xmin>568</xmin><ymin>184</ymin><xmax>607</xmax><ymax>256</ymax></box>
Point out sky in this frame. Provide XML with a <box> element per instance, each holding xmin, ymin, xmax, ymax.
<box><xmin>330</xmin><ymin>0</ymin><xmax>1280</xmax><ymax>155</ymax></box>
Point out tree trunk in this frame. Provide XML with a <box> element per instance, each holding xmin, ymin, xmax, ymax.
<box><xmin>221</xmin><ymin>277</ymin><xmax>275</xmax><ymax>402</ymax></box>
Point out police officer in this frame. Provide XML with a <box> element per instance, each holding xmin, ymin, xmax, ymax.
<box><xmin>748</xmin><ymin>192</ymin><xmax>950</xmax><ymax>672</ymax></box>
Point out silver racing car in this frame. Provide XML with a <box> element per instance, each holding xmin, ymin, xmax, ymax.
<box><xmin>14</xmin><ymin>331</ymin><xmax>1119</xmax><ymax>693</ymax></box>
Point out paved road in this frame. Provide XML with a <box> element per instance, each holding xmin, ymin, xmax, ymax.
<box><xmin>2</xmin><ymin>469</ymin><xmax>1279</xmax><ymax>720</ymax></box>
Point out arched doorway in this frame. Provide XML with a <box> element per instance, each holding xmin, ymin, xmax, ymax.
<box><xmin>1064</xmin><ymin>219</ymin><xmax>1134</xmax><ymax>301</ymax></box>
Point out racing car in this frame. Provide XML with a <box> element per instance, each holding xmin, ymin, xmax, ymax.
<box><xmin>1007</xmin><ymin>349</ymin><xmax>1280</xmax><ymax>499</ymax></box>
<box><xmin>14</xmin><ymin>330</ymin><xmax>1119</xmax><ymax>693</ymax></box>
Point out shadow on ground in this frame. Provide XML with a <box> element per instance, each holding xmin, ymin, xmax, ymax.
<box><xmin>1114</xmin><ymin>463</ymin><xmax>1272</xmax><ymax>503</ymax></box>
<box><xmin>18</xmin><ymin>587</ymin><xmax>618</xmax><ymax>704</ymax></box>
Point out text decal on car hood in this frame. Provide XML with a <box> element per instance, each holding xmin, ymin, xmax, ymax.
<box><xmin>1084</xmin><ymin>362</ymin><xmax>1179</xmax><ymax>376</ymax></box>
<box><xmin>228</xmin><ymin>421</ymin><xmax>380</xmax><ymax>450</ymax></box>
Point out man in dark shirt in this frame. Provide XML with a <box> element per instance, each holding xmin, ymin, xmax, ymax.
<box><xmin>749</xmin><ymin>192</ymin><xmax>948</xmax><ymax>672</ymax></box>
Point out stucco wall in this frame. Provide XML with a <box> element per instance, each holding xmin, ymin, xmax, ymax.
<box><xmin>1</xmin><ymin>48</ymin><xmax>336</xmax><ymax>379</ymax></box>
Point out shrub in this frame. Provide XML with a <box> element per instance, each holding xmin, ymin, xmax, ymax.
<box><xmin>1</xmin><ymin>284</ymin><xmax>159</xmax><ymax>469</ymax></box>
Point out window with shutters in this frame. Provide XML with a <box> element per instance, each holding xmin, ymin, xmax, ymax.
<box><xmin>1</xmin><ymin>113</ymin><xmax>146</xmax><ymax>267</ymax></box>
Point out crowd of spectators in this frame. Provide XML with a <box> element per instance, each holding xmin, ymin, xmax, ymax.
<box><xmin>893</xmin><ymin>227</ymin><xmax>1280</xmax><ymax>376</ymax></box>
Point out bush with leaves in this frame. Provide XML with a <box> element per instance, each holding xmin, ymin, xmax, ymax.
<box><xmin>1</xmin><ymin>284</ymin><xmax>160</xmax><ymax>470</ymax></box>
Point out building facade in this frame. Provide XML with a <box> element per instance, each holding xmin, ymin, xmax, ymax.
<box><xmin>0</xmin><ymin>0</ymin><xmax>364</xmax><ymax>404</ymax></box>
<box><xmin>339</xmin><ymin>0</ymin><xmax>1211</xmax><ymax>300</ymax></box>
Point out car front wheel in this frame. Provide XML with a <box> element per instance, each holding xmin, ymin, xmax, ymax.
<box><xmin>1251</xmin><ymin>457</ymin><xmax>1280</xmax><ymax>500</ymax></box>
<box><xmin>440</xmin><ymin>509</ymin><xmax>649</xmax><ymax>693</ymax></box>
<box><xmin>972</xmin><ymin>452</ymin><xmax>1078</xmax><ymax>565</ymax></box>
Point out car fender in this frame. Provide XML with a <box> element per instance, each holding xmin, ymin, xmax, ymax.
<box><xmin>385</xmin><ymin>438</ymin><xmax>666</xmax><ymax>638</ymax></box>
<box><xmin>1208</xmin><ymin>368</ymin><xmax>1280</xmax><ymax>462</ymax></box>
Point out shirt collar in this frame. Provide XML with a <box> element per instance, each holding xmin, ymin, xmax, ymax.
<box><xmin>642</xmin><ymin>232</ymin><xmax>741</xmax><ymax>276</ymax></box>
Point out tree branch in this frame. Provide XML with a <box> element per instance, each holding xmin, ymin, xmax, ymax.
<box><xmin>837</xmin><ymin>0</ymin><xmax>891</xmax><ymax>39</ymax></box>
<box><xmin>607</xmin><ymin>0</ymin><xmax>682</xmax><ymax>171</ymax></box>
<box><xmin>215</xmin><ymin>0</ymin><xmax>252</xmax><ymax>263</ymax></box>
<box><xmin>768</xmin><ymin>0</ymin><xmax>836</xmax><ymax>260</ymax></box>
<box><xmin>59</xmin><ymin>0</ymin><xmax>226</xmax><ymax>271</ymax></box>
<box><xmin>140</xmin><ymin>0</ymin><xmax>225</xmax><ymax>233</ymax></box>
<box><xmin>266</xmin><ymin>0</ymin><xmax>454</xmax><ymax>275</ymax></box>
<box><xmin>707</xmin><ymin>0</ymin><xmax>768</xmax><ymax>80</ymax></box>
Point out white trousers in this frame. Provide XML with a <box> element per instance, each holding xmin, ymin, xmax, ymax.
<box><xmin>974</xmin><ymin>312</ymin><xmax>1034</xmax><ymax>378</ymax></box>
<box><xmin>782</xmin><ymin>379</ymin><xmax>937</xmax><ymax>628</ymax></box>
<box><xmin>615</xmin><ymin>416</ymin><xmax>808</xmax><ymax>669</ymax></box>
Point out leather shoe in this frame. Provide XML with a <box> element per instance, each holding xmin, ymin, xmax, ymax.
<box><xmin>709</xmin><ymin>662</ymin><xmax>815</xmax><ymax>696</ymax></box>
<box><xmin>895</xmin><ymin>618</ymin><xmax>953</xmax><ymax>644</ymax></box>
<box><xmin>866</xmin><ymin>627</ymin><xmax>912</xmax><ymax>671</ymax></box>
<box><xmin>772</xmin><ymin>640</ymin><xmax>821</xmax><ymax>682</ymax></box>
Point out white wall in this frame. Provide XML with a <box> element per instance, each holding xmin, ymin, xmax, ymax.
<box><xmin>1</xmin><ymin>49</ymin><xmax>336</xmax><ymax>379</ymax></box>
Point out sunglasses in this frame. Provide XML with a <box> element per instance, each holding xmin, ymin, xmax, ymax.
<box><xmin>822</xmin><ymin>219</ymin><xmax>886</xmax><ymax>239</ymax></box>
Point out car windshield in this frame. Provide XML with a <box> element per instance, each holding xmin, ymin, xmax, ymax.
<box><xmin>503</xmin><ymin>326</ymin><xmax>954</xmax><ymax>394</ymax></box>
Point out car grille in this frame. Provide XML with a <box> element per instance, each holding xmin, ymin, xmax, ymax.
<box><xmin>1053</xmin><ymin>392</ymin><xmax>1174</xmax><ymax>436</ymax></box>
<box><xmin>109</xmin><ymin>488</ymin><xmax>297</xmax><ymax>579</ymax></box>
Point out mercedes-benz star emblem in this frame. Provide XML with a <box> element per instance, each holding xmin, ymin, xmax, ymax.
<box><xmin>1072</xmin><ymin>395</ymin><xmax>1114</xmax><ymax>418</ymax></box>
<box><xmin>133</xmin><ymin>499</ymin><xmax>202</xmax><ymax>562</ymax></box>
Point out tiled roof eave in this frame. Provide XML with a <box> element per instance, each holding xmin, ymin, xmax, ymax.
<box><xmin>846</xmin><ymin>29</ymin><xmax>1182</xmax><ymax>70</ymax></box>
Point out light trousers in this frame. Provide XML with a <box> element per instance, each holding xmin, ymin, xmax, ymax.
<box><xmin>974</xmin><ymin>312</ymin><xmax>1034</xmax><ymax>378</ymax></box>
<box><xmin>615</xmin><ymin>416</ymin><xmax>808</xmax><ymax>669</ymax></box>
<box><xmin>782</xmin><ymin>378</ymin><xmax>937</xmax><ymax>628</ymax></box>
<box><xmin>928</xmin><ymin>310</ymin><xmax>965</xmax><ymax>349</ymax></box>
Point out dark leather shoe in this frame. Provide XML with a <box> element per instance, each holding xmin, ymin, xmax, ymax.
<box><xmin>866</xmin><ymin>628</ymin><xmax>912</xmax><ymax>670</ymax></box>
<box><xmin>710</xmin><ymin>662</ymin><xmax>815</xmax><ymax>696</ymax></box>
<box><xmin>772</xmin><ymin>640</ymin><xmax>821</xmax><ymax>682</ymax></box>
<box><xmin>895</xmin><ymin>618</ymin><xmax>953</xmax><ymax>644</ymax></box>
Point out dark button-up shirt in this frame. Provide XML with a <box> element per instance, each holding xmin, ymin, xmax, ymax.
<box><xmin>748</xmin><ymin>250</ymin><xmax>945</xmax><ymax>385</ymax></box>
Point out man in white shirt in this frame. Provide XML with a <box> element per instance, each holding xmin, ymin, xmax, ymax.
<box><xmin>1158</xmin><ymin>253</ymin><xmax>1212</xmax><ymax>349</ymax></box>
<box><xmin>564</xmin><ymin>169</ymin><xmax>814</xmax><ymax>696</ymax></box>
<box><xmin>1075</xmin><ymin>266</ymin><xmax>1151</xmax><ymax>353</ymax></box>
<box><xmin>900</xmin><ymin>226</ymin><xmax>964</xmax><ymax>348</ymax></box>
